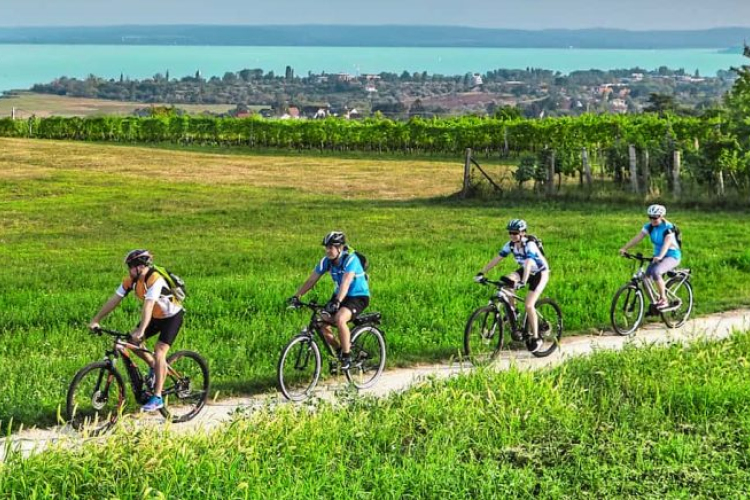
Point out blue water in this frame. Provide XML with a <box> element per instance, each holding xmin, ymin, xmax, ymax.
<box><xmin>0</xmin><ymin>44</ymin><xmax>743</xmax><ymax>92</ymax></box>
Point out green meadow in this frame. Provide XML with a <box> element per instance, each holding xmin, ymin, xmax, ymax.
<box><xmin>2</xmin><ymin>138</ymin><xmax>750</xmax><ymax>430</ymax></box>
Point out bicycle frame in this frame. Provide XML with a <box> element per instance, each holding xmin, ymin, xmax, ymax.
<box><xmin>482</xmin><ymin>278</ymin><xmax>528</xmax><ymax>336</ymax></box>
<box><xmin>293</xmin><ymin>303</ymin><xmax>340</xmax><ymax>359</ymax></box>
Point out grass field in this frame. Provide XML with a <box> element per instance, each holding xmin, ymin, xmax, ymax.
<box><xmin>2</xmin><ymin>137</ymin><xmax>750</xmax><ymax>430</ymax></box>
<box><xmin>0</xmin><ymin>92</ymin><xmax>238</xmax><ymax>118</ymax></box>
<box><xmin>3</xmin><ymin>331</ymin><xmax>750</xmax><ymax>497</ymax></box>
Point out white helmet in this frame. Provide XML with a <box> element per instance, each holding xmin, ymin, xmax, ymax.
<box><xmin>647</xmin><ymin>204</ymin><xmax>666</xmax><ymax>218</ymax></box>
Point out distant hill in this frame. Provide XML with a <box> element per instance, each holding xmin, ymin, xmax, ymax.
<box><xmin>0</xmin><ymin>25</ymin><xmax>749</xmax><ymax>49</ymax></box>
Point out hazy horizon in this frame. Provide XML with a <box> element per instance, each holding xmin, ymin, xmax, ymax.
<box><xmin>1</xmin><ymin>0</ymin><xmax>749</xmax><ymax>31</ymax></box>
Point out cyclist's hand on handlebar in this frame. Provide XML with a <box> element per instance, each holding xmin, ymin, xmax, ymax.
<box><xmin>89</xmin><ymin>321</ymin><xmax>101</xmax><ymax>333</ymax></box>
<box><xmin>514</xmin><ymin>281</ymin><xmax>526</xmax><ymax>291</ymax></box>
<box><xmin>473</xmin><ymin>273</ymin><xmax>487</xmax><ymax>283</ymax></box>
<box><xmin>287</xmin><ymin>296</ymin><xmax>302</xmax><ymax>308</ymax></box>
<box><xmin>619</xmin><ymin>248</ymin><xmax>628</xmax><ymax>257</ymax></box>
<box><xmin>325</xmin><ymin>299</ymin><xmax>341</xmax><ymax>315</ymax></box>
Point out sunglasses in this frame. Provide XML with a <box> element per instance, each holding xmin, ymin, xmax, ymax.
<box><xmin>648</xmin><ymin>216</ymin><xmax>661</xmax><ymax>220</ymax></box>
<box><xmin>508</xmin><ymin>231</ymin><xmax>520</xmax><ymax>236</ymax></box>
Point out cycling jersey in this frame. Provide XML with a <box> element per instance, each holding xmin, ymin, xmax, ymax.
<box><xmin>642</xmin><ymin>221</ymin><xmax>681</xmax><ymax>260</ymax></box>
<box><xmin>499</xmin><ymin>238</ymin><xmax>549</xmax><ymax>274</ymax></box>
<box><xmin>315</xmin><ymin>251</ymin><xmax>370</xmax><ymax>298</ymax></box>
<box><xmin>116</xmin><ymin>272</ymin><xmax>183</xmax><ymax>319</ymax></box>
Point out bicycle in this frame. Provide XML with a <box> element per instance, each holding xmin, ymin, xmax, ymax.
<box><xmin>277</xmin><ymin>300</ymin><xmax>386</xmax><ymax>401</ymax></box>
<box><xmin>610</xmin><ymin>252</ymin><xmax>694</xmax><ymax>336</ymax></box>
<box><xmin>66</xmin><ymin>327</ymin><xmax>210</xmax><ymax>435</ymax></box>
<box><xmin>464</xmin><ymin>277</ymin><xmax>563</xmax><ymax>364</ymax></box>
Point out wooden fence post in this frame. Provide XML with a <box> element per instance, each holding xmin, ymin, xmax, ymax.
<box><xmin>672</xmin><ymin>150</ymin><xmax>681</xmax><ymax>197</ymax></box>
<box><xmin>547</xmin><ymin>150</ymin><xmax>555</xmax><ymax>196</ymax></box>
<box><xmin>582</xmin><ymin>147</ymin><xmax>592</xmax><ymax>189</ymax></box>
<box><xmin>461</xmin><ymin>148</ymin><xmax>472</xmax><ymax>198</ymax></box>
<box><xmin>642</xmin><ymin>149</ymin><xmax>650</xmax><ymax>195</ymax></box>
<box><xmin>628</xmin><ymin>144</ymin><xmax>639</xmax><ymax>194</ymax></box>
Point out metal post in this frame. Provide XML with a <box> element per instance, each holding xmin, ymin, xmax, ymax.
<box><xmin>628</xmin><ymin>144</ymin><xmax>639</xmax><ymax>194</ymax></box>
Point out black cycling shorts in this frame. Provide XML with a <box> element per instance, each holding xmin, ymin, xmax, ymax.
<box><xmin>144</xmin><ymin>309</ymin><xmax>184</xmax><ymax>346</ymax></box>
<box><xmin>511</xmin><ymin>268</ymin><xmax>545</xmax><ymax>292</ymax></box>
<box><xmin>330</xmin><ymin>295</ymin><xmax>370</xmax><ymax>317</ymax></box>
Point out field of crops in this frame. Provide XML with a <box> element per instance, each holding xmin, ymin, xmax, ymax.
<box><xmin>2</xmin><ymin>137</ymin><xmax>750</xmax><ymax>431</ymax></box>
<box><xmin>4</xmin><ymin>330</ymin><xmax>750</xmax><ymax>497</ymax></box>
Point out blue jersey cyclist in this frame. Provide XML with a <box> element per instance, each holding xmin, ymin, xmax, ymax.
<box><xmin>289</xmin><ymin>231</ymin><xmax>370</xmax><ymax>370</ymax></box>
<box><xmin>619</xmin><ymin>204</ymin><xmax>682</xmax><ymax>310</ymax></box>
<box><xmin>474</xmin><ymin>219</ymin><xmax>550</xmax><ymax>353</ymax></box>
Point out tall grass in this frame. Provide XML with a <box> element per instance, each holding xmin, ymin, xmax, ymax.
<box><xmin>3</xmin><ymin>332</ymin><xmax>750</xmax><ymax>498</ymax></box>
<box><xmin>1</xmin><ymin>140</ymin><xmax>750</xmax><ymax>429</ymax></box>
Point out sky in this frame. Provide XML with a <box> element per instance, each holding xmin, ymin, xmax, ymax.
<box><xmin>0</xmin><ymin>0</ymin><xmax>749</xmax><ymax>30</ymax></box>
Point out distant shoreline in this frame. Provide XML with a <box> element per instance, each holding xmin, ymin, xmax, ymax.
<box><xmin>0</xmin><ymin>25</ymin><xmax>749</xmax><ymax>49</ymax></box>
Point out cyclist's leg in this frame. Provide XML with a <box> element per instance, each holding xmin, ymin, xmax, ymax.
<box><xmin>525</xmin><ymin>271</ymin><xmax>549</xmax><ymax>338</ymax></box>
<box><xmin>149</xmin><ymin>311</ymin><xmax>183</xmax><ymax>397</ymax></box>
<box><xmin>336</xmin><ymin>296</ymin><xmax>369</xmax><ymax>359</ymax></box>
<box><xmin>133</xmin><ymin>320</ymin><xmax>159</xmax><ymax>367</ymax></box>
<box><xmin>648</xmin><ymin>258</ymin><xmax>679</xmax><ymax>306</ymax></box>
<box><xmin>506</xmin><ymin>269</ymin><xmax>523</xmax><ymax>308</ymax></box>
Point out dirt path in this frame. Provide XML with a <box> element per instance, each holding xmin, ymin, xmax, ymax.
<box><xmin>2</xmin><ymin>309</ymin><xmax>749</xmax><ymax>462</ymax></box>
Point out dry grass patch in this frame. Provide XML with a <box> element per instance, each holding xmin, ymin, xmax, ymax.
<box><xmin>0</xmin><ymin>138</ymin><xmax>464</xmax><ymax>199</ymax></box>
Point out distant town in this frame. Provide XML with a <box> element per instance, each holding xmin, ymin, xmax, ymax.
<box><xmin>15</xmin><ymin>64</ymin><xmax>736</xmax><ymax>119</ymax></box>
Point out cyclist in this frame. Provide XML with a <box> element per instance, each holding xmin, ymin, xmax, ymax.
<box><xmin>289</xmin><ymin>231</ymin><xmax>370</xmax><ymax>370</ymax></box>
<box><xmin>474</xmin><ymin>219</ymin><xmax>550</xmax><ymax>352</ymax></box>
<box><xmin>89</xmin><ymin>249</ymin><xmax>184</xmax><ymax>412</ymax></box>
<box><xmin>619</xmin><ymin>204</ymin><xmax>681</xmax><ymax>310</ymax></box>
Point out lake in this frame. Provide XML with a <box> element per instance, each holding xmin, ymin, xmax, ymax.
<box><xmin>0</xmin><ymin>44</ymin><xmax>744</xmax><ymax>92</ymax></box>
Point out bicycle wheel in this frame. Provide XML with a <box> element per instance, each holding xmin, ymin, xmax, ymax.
<box><xmin>530</xmin><ymin>298</ymin><xmax>563</xmax><ymax>358</ymax></box>
<box><xmin>661</xmin><ymin>277</ymin><xmax>694</xmax><ymax>328</ymax></box>
<box><xmin>346</xmin><ymin>325</ymin><xmax>386</xmax><ymax>389</ymax></box>
<box><xmin>277</xmin><ymin>335</ymin><xmax>321</xmax><ymax>401</ymax></box>
<box><xmin>610</xmin><ymin>284</ymin><xmax>645</xmax><ymax>336</ymax></box>
<box><xmin>463</xmin><ymin>305</ymin><xmax>504</xmax><ymax>366</ymax></box>
<box><xmin>66</xmin><ymin>361</ymin><xmax>125</xmax><ymax>435</ymax></box>
<box><xmin>161</xmin><ymin>350</ymin><xmax>210</xmax><ymax>423</ymax></box>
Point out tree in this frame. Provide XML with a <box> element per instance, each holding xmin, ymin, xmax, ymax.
<box><xmin>644</xmin><ymin>93</ymin><xmax>676</xmax><ymax>116</ymax></box>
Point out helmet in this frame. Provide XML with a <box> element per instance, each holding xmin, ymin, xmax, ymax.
<box><xmin>647</xmin><ymin>204</ymin><xmax>666</xmax><ymax>218</ymax></box>
<box><xmin>506</xmin><ymin>219</ymin><xmax>527</xmax><ymax>232</ymax></box>
<box><xmin>322</xmin><ymin>231</ymin><xmax>346</xmax><ymax>247</ymax></box>
<box><xmin>124</xmin><ymin>249</ymin><xmax>153</xmax><ymax>268</ymax></box>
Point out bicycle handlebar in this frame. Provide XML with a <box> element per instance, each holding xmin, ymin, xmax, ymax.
<box><xmin>288</xmin><ymin>299</ymin><xmax>325</xmax><ymax>312</ymax></box>
<box><xmin>91</xmin><ymin>327</ymin><xmax>130</xmax><ymax>339</ymax></box>
<box><xmin>477</xmin><ymin>277</ymin><xmax>518</xmax><ymax>290</ymax></box>
<box><xmin>622</xmin><ymin>252</ymin><xmax>653</xmax><ymax>262</ymax></box>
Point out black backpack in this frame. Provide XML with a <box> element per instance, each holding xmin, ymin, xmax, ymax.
<box><xmin>647</xmin><ymin>222</ymin><xmax>682</xmax><ymax>248</ymax></box>
<box><xmin>351</xmin><ymin>250</ymin><xmax>369</xmax><ymax>272</ymax></box>
<box><xmin>523</xmin><ymin>234</ymin><xmax>546</xmax><ymax>257</ymax></box>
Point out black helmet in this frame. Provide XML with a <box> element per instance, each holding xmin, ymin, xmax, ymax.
<box><xmin>322</xmin><ymin>231</ymin><xmax>346</xmax><ymax>246</ymax></box>
<box><xmin>506</xmin><ymin>219</ymin><xmax>527</xmax><ymax>232</ymax></box>
<box><xmin>124</xmin><ymin>249</ymin><xmax>153</xmax><ymax>268</ymax></box>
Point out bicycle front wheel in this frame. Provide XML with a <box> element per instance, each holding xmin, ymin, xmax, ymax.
<box><xmin>346</xmin><ymin>325</ymin><xmax>387</xmax><ymax>389</ymax></box>
<box><xmin>662</xmin><ymin>277</ymin><xmax>694</xmax><ymax>328</ymax></box>
<box><xmin>66</xmin><ymin>361</ymin><xmax>125</xmax><ymax>435</ymax></box>
<box><xmin>277</xmin><ymin>335</ymin><xmax>321</xmax><ymax>401</ymax></box>
<box><xmin>161</xmin><ymin>350</ymin><xmax>210</xmax><ymax>423</ymax></box>
<box><xmin>531</xmin><ymin>298</ymin><xmax>563</xmax><ymax>358</ymax></box>
<box><xmin>610</xmin><ymin>284</ymin><xmax>644</xmax><ymax>336</ymax></box>
<box><xmin>463</xmin><ymin>305</ymin><xmax>504</xmax><ymax>366</ymax></box>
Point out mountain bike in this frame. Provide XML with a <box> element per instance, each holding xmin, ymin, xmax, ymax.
<box><xmin>277</xmin><ymin>300</ymin><xmax>386</xmax><ymax>401</ymax></box>
<box><xmin>610</xmin><ymin>252</ymin><xmax>693</xmax><ymax>336</ymax></box>
<box><xmin>66</xmin><ymin>327</ymin><xmax>210</xmax><ymax>435</ymax></box>
<box><xmin>464</xmin><ymin>277</ymin><xmax>563</xmax><ymax>365</ymax></box>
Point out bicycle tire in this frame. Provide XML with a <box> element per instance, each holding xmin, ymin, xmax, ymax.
<box><xmin>277</xmin><ymin>335</ymin><xmax>321</xmax><ymax>401</ymax></box>
<box><xmin>346</xmin><ymin>325</ymin><xmax>386</xmax><ymax>389</ymax></box>
<box><xmin>66</xmin><ymin>361</ymin><xmax>125</xmax><ymax>436</ymax></box>
<box><xmin>610</xmin><ymin>284</ymin><xmax>645</xmax><ymax>336</ymax></box>
<box><xmin>161</xmin><ymin>350</ymin><xmax>210</xmax><ymax>423</ymax></box>
<box><xmin>463</xmin><ymin>305</ymin><xmax>504</xmax><ymax>365</ymax></box>
<box><xmin>530</xmin><ymin>298</ymin><xmax>563</xmax><ymax>358</ymax></box>
<box><xmin>661</xmin><ymin>277</ymin><xmax>694</xmax><ymax>328</ymax></box>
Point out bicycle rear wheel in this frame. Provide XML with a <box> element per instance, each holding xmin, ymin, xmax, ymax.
<box><xmin>66</xmin><ymin>361</ymin><xmax>125</xmax><ymax>435</ymax></box>
<box><xmin>610</xmin><ymin>284</ymin><xmax>644</xmax><ymax>336</ymax></box>
<box><xmin>277</xmin><ymin>335</ymin><xmax>321</xmax><ymax>401</ymax></box>
<box><xmin>463</xmin><ymin>305</ymin><xmax>504</xmax><ymax>366</ymax></box>
<box><xmin>530</xmin><ymin>298</ymin><xmax>563</xmax><ymax>358</ymax></box>
<box><xmin>661</xmin><ymin>277</ymin><xmax>694</xmax><ymax>328</ymax></box>
<box><xmin>346</xmin><ymin>325</ymin><xmax>386</xmax><ymax>389</ymax></box>
<box><xmin>161</xmin><ymin>350</ymin><xmax>210</xmax><ymax>423</ymax></box>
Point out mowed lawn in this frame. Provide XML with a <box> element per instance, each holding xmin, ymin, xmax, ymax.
<box><xmin>1</xmin><ymin>138</ymin><xmax>750</xmax><ymax>429</ymax></box>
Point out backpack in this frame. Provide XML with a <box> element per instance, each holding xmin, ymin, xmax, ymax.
<box><xmin>647</xmin><ymin>222</ymin><xmax>682</xmax><ymax>248</ymax></box>
<box><xmin>146</xmin><ymin>265</ymin><xmax>187</xmax><ymax>302</ymax></box>
<box><xmin>352</xmin><ymin>250</ymin><xmax>369</xmax><ymax>272</ymax></box>
<box><xmin>523</xmin><ymin>234</ymin><xmax>546</xmax><ymax>257</ymax></box>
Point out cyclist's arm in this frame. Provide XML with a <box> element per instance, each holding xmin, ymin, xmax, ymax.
<box><xmin>620</xmin><ymin>230</ymin><xmax>647</xmax><ymax>254</ymax></box>
<box><xmin>336</xmin><ymin>272</ymin><xmax>355</xmax><ymax>302</ymax></box>
<box><xmin>480</xmin><ymin>255</ymin><xmax>503</xmax><ymax>275</ymax></box>
<box><xmin>90</xmin><ymin>293</ymin><xmax>124</xmax><ymax>329</ymax></box>
<box><xmin>133</xmin><ymin>299</ymin><xmax>157</xmax><ymax>340</ymax></box>
<box><xmin>295</xmin><ymin>271</ymin><xmax>322</xmax><ymax>298</ymax></box>
<box><xmin>655</xmin><ymin>233</ymin><xmax>676</xmax><ymax>261</ymax></box>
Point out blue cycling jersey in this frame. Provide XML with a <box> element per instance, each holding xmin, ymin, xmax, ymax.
<box><xmin>315</xmin><ymin>251</ymin><xmax>370</xmax><ymax>298</ymax></box>
<box><xmin>498</xmin><ymin>238</ymin><xmax>549</xmax><ymax>273</ymax></box>
<box><xmin>642</xmin><ymin>221</ymin><xmax>681</xmax><ymax>260</ymax></box>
